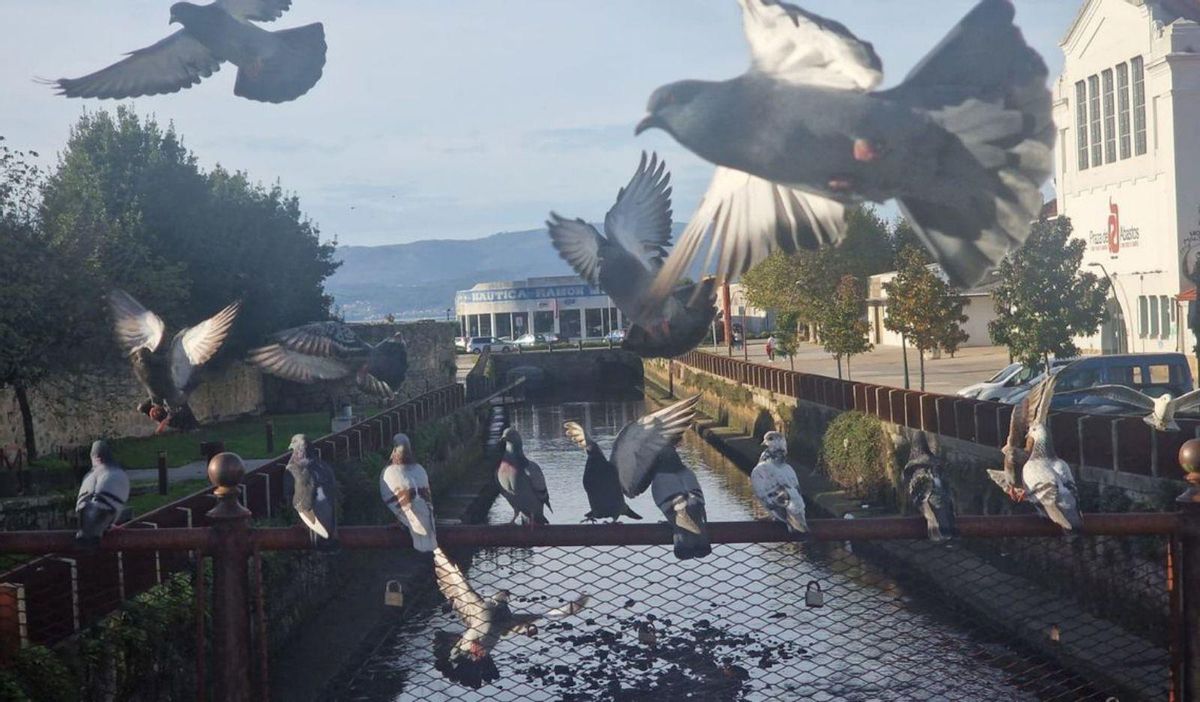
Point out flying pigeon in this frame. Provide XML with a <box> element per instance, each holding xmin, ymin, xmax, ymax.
<box><xmin>249</xmin><ymin>322</ymin><xmax>408</xmax><ymax>400</ymax></box>
<box><xmin>990</xmin><ymin>367</ymin><xmax>1060</xmax><ymax>501</ymax></box>
<box><xmin>547</xmin><ymin>152</ymin><xmax>718</xmax><ymax>358</ymax></box>
<box><xmin>433</xmin><ymin>547</ymin><xmax>589</xmax><ymax>688</ymax></box>
<box><xmin>1054</xmin><ymin>384</ymin><xmax>1200</xmax><ymax>432</ymax></box>
<box><xmin>497</xmin><ymin>428</ymin><xmax>551</xmax><ymax>527</ymax></box>
<box><xmin>902</xmin><ymin>433</ymin><xmax>957</xmax><ymax>541</ymax></box>
<box><xmin>750</xmin><ymin>431</ymin><xmax>808</xmax><ymax>534</ymax></box>
<box><xmin>562</xmin><ymin>421</ymin><xmax>643</xmax><ymax>523</ymax></box>
<box><xmin>75</xmin><ymin>440</ymin><xmax>131</xmax><ymax>548</ymax></box>
<box><xmin>51</xmin><ymin>1</ymin><xmax>326</xmax><ymax>103</ymax></box>
<box><xmin>285</xmin><ymin>434</ymin><xmax>337</xmax><ymax>550</ymax></box>
<box><xmin>380</xmin><ymin>433</ymin><xmax>437</xmax><ymax>553</ymax></box>
<box><xmin>109</xmin><ymin>290</ymin><xmax>240</xmax><ymax>434</ymax></box>
<box><xmin>612</xmin><ymin>395</ymin><xmax>702</xmax><ymax>499</ymax></box>
<box><xmin>651</xmin><ymin>447</ymin><xmax>712</xmax><ymax>561</ymax></box>
<box><xmin>638</xmin><ymin>0</ymin><xmax>1053</xmax><ymax>308</ymax></box>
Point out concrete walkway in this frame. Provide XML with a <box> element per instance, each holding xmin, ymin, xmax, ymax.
<box><xmin>125</xmin><ymin>458</ymin><xmax>273</xmax><ymax>485</ymax></box>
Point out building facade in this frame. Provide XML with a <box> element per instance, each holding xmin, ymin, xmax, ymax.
<box><xmin>455</xmin><ymin>276</ymin><xmax>623</xmax><ymax>340</ymax></box>
<box><xmin>1054</xmin><ymin>0</ymin><xmax>1200</xmax><ymax>355</ymax></box>
<box><xmin>865</xmin><ymin>265</ymin><xmax>999</xmax><ymax>349</ymax></box>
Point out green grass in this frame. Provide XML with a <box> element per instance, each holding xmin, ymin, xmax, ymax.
<box><xmin>126</xmin><ymin>479</ymin><xmax>211</xmax><ymax>516</ymax></box>
<box><xmin>111</xmin><ymin>412</ymin><xmax>332</xmax><ymax>469</ymax></box>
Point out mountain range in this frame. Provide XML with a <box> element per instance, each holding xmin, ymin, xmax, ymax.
<box><xmin>328</xmin><ymin>223</ymin><xmax>691</xmax><ymax>321</ymax></box>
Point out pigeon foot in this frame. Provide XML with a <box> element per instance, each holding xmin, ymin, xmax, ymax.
<box><xmin>852</xmin><ymin>138</ymin><xmax>880</xmax><ymax>162</ymax></box>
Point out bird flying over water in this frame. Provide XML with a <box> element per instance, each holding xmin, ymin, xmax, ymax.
<box><xmin>1054</xmin><ymin>384</ymin><xmax>1200</xmax><ymax>432</ymax></box>
<box><xmin>563</xmin><ymin>421</ymin><xmax>643</xmax><ymax>523</ymax></box>
<box><xmin>497</xmin><ymin>428</ymin><xmax>552</xmax><ymax>526</ymax></box>
<box><xmin>109</xmin><ymin>290</ymin><xmax>240</xmax><ymax>434</ymax></box>
<box><xmin>51</xmin><ymin>1</ymin><xmax>326</xmax><ymax>103</ymax></box>
<box><xmin>286</xmin><ymin>433</ymin><xmax>338</xmax><ymax>550</ymax></box>
<box><xmin>638</xmin><ymin>0</ymin><xmax>1053</xmax><ymax>307</ymax></box>
<box><xmin>380</xmin><ymin>433</ymin><xmax>437</xmax><ymax>553</ymax></box>
<box><xmin>75</xmin><ymin>441</ymin><xmax>131</xmax><ymax>548</ymax></box>
<box><xmin>750</xmin><ymin>431</ymin><xmax>808</xmax><ymax>534</ymax></box>
<box><xmin>547</xmin><ymin>152</ymin><xmax>718</xmax><ymax>358</ymax></box>
<box><xmin>902</xmin><ymin>433</ymin><xmax>957</xmax><ymax>541</ymax></box>
<box><xmin>249</xmin><ymin>322</ymin><xmax>407</xmax><ymax>401</ymax></box>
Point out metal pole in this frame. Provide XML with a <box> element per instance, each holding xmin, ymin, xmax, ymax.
<box><xmin>265</xmin><ymin>420</ymin><xmax>275</xmax><ymax>456</ymax></box>
<box><xmin>722</xmin><ymin>283</ymin><xmax>733</xmax><ymax>357</ymax></box>
<box><xmin>206</xmin><ymin>453</ymin><xmax>253</xmax><ymax>702</ymax></box>
<box><xmin>157</xmin><ymin>451</ymin><xmax>168</xmax><ymax>496</ymax></box>
<box><xmin>1177</xmin><ymin>439</ymin><xmax>1200</xmax><ymax>700</ymax></box>
<box><xmin>901</xmin><ymin>334</ymin><xmax>911</xmax><ymax>390</ymax></box>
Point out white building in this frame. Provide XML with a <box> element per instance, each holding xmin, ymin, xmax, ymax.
<box><xmin>455</xmin><ymin>276</ymin><xmax>622</xmax><ymax>340</ymax></box>
<box><xmin>1054</xmin><ymin>0</ymin><xmax>1200</xmax><ymax>355</ymax></box>
<box><xmin>865</xmin><ymin>265</ymin><xmax>1000</xmax><ymax>349</ymax></box>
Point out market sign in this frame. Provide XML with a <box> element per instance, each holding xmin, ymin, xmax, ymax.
<box><xmin>455</xmin><ymin>283</ymin><xmax>606</xmax><ymax>304</ymax></box>
<box><xmin>1088</xmin><ymin>200</ymin><xmax>1139</xmax><ymax>255</ymax></box>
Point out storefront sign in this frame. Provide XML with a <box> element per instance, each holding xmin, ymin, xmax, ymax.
<box><xmin>455</xmin><ymin>283</ymin><xmax>606</xmax><ymax>304</ymax></box>
<box><xmin>1088</xmin><ymin>200</ymin><xmax>1140</xmax><ymax>255</ymax></box>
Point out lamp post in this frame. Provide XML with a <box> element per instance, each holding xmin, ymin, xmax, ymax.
<box><xmin>1088</xmin><ymin>262</ymin><xmax>1129</xmax><ymax>354</ymax></box>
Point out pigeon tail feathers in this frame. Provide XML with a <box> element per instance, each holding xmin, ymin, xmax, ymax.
<box><xmin>234</xmin><ymin>23</ymin><xmax>326</xmax><ymax>103</ymax></box>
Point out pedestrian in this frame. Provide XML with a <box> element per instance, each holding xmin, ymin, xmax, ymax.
<box><xmin>766</xmin><ymin>334</ymin><xmax>776</xmax><ymax>362</ymax></box>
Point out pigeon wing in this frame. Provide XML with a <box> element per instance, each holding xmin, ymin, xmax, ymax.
<box><xmin>248</xmin><ymin>345</ymin><xmax>352</xmax><ymax>383</ymax></box>
<box><xmin>648</xmin><ymin>168</ymin><xmax>845</xmax><ymax>302</ymax></box>
<box><xmin>109</xmin><ymin>290</ymin><xmax>166</xmax><ymax>354</ymax></box>
<box><xmin>1053</xmin><ymin>385</ymin><xmax>1156</xmax><ymax>411</ymax></box>
<box><xmin>216</xmin><ymin>0</ymin><xmax>292</xmax><ymax>21</ymax></box>
<box><xmin>54</xmin><ymin>30</ymin><xmax>222</xmax><ymax>99</ymax></box>
<box><xmin>273</xmin><ymin>322</ymin><xmax>369</xmax><ymax>358</ymax></box>
<box><xmin>434</xmin><ymin>548</ymin><xmax>488</xmax><ymax>629</ymax></box>
<box><xmin>1171</xmin><ymin>388</ymin><xmax>1200</xmax><ymax>414</ymax></box>
<box><xmin>611</xmin><ymin>395</ymin><xmax>700</xmax><ymax>497</ymax></box>
<box><xmin>603</xmin><ymin>151</ymin><xmax>674</xmax><ymax>272</ymax></box>
<box><xmin>547</xmin><ymin>215</ymin><xmax>605</xmax><ymax>286</ymax></box>
<box><xmin>738</xmin><ymin>0</ymin><xmax>883</xmax><ymax>90</ymax></box>
<box><xmin>170</xmin><ymin>300</ymin><xmax>240</xmax><ymax>392</ymax></box>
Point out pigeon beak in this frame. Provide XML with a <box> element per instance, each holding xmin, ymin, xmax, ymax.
<box><xmin>634</xmin><ymin>114</ymin><xmax>659</xmax><ymax>136</ymax></box>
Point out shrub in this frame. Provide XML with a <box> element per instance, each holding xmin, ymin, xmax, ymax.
<box><xmin>820</xmin><ymin>412</ymin><xmax>893</xmax><ymax>502</ymax></box>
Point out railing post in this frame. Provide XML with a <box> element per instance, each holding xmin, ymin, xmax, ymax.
<box><xmin>157</xmin><ymin>451</ymin><xmax>168</xmax><ymax>496</ymax></box>
<box><xmin>205</xmin><ymin>453</ymin><xmax>254</xmax><ymax>702</ymax></box>
<box><xmin>1176</xmin><ymin>439</ymin><xmax>1200</xmax><ymax>700</ymax></box>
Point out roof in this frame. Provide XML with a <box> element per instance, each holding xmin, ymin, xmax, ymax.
<box><xmin>1060</xmin><ymin>0</ymin><xmax>1199</xmax><ymax>47</ymax></box>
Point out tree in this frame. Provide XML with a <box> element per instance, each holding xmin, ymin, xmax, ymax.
<box><xmin>989</xmin><ymin>216</ymin><xmax>1109</xmax><ymax>368</ymax></box>
<box><xmin>821</xmin><ymin>275</ymin><xmax>872</xmax><ymax>380</ymax></box>
<box><xmin>838</xmin><ymin>205</ymin><xmax>895</xmax><ymax>280</ymax></box>
<box><xmin>889</xmin><ymin>218</ymin><xmax>929</xmax><ymax>265</ymax></box>
<box><xmin>773</xmin><ymin>313</ymin><xmax>801</xmax><ymax>370</ymax></box>
<box><xmin>883</xmin><ymin>247</ymin><xmax>969</xmax><ymax>390</ymax></box>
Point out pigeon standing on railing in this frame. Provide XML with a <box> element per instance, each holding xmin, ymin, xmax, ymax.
<box><xmin>50</xmin><ymin>0</ymin><xmax>326</xmax><ymax>103</ymax></box>
<box><xmin>433</xmin><ymin>547</ymin><xmax>589</xmax><ymax>688</ymax></box>
<box><xmin>902</xmin><ymin>432</ymin><xmax>957</xmax><ymax>541</ymax></box>
<box><xmin>546</xmin><ymin>152</ymin><xmax>718</xmax><ymax>358</ymax></box>
<box><xmin>1054</xmin><ymin>384</ymin><xmax>1200</xmax><ymax>432</ymax></box>
<box><xmin>381</xmin><ymin>433</ymin><xmax>437</xmax><ymax>552</ymax></box>
<box><xmin>637</xmin><ymin>0</ymin><xmax>1053</xmax><ymax>312</ymax></box>
<box><xmin>751</xmin><ymin>431</ymin><xmax>808</xmax><ymax>534</ymax></box>
<box><xmin>650</xmin><ymin>448</ymin><xmax>712</xmax><ymax>561</ymax></box>
<box><xmin>562</xmin><ymin>421</ymin><xmax>643</xmax><ymax>523</ymax></box>
<box><xmin>497</xmin><ymin>428</ymin><xmax>551</xmax><ymax>527</ymax></box>
<box><xmin>75</xmin><ymin>440</ymin><xmax>131</xmax><ymax>549</ymax></box>
<box><xmin>285</xmin><ymin>434</ymin><xmax>338</xmax><ymax>550</ymax></box>
<box><xmin>109</xmin><ymin>290</ymin><xmax>241</xmax><ymax>434</ymax></box>
<box><xmin>249</xmin><ymin>322</ymin><xmax>407</xmax><ymax>402</ymax></box>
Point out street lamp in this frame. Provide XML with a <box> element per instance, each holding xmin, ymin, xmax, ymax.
<box><xmin>1088</xmin><ymin>262</ymin><xmax>1128</xmax><ymax>354</ymax></box>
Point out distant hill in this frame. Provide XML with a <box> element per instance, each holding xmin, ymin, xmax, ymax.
<box><xmin>328</xmin><ymin>223</ymin><xmax>691</xmax><ymax>321</ymax></box>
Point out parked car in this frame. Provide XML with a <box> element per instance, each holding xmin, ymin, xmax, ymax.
<box><xmin>514</xmin><ymin>333</ymin><xmax>559</xmax><ymax>347</ymax></box>
<box><xmin>467</xmin><ymin>336</ymin><xmax>516</xmax><ymax>354</ymax></box>
<box><xmin>1048</xmin><ymin>353</ymin><xmax>1194</xmax><ymax>415</ymax></box>
<box><xmin>606</xmin><ymin>328</ymin><xmax>627</xmax><ymax>343</ymax></box>
<box><xmin>454</xmin><ymin>336</ymin><xmax>470</xmax><ymax>352</ymax></box>
<box><xmin>957</xmin><ymin>362</ymin><xmax>1023</xmax><ymax>399</ymax></box>
<box><xmin>971</xmin><ymin>358</ymin><xmax>1076</xmax><ymax>403</ymax></box>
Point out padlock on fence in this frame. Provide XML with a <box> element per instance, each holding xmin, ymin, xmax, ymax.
<box><xmin>384</xmin><ymin>580</ymin><xmax>404</xmax><ymax>607</ymax></box>
<box><xmin>805</xmin><ymin>581</ymin><xmax>824</xmax><ymax>608</ymax></box>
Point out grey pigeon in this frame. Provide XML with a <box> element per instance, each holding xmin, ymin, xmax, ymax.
<box><xmin>249</xmin><ymin>322</ymin><xmax>407</xmax><ymax>400</ymax></box>
<box><xmin>638</xmin><ymin>0</ymin><xmax>1053</xmax><ymax>306</ymax></box>
<box><xmin>285</xmin><ymin>434</ymin><xmax>337</xmax><ymax>550</ymax></box>
<box><xmin>52</xmin><ymin>1</ymin><xmax>325</xmax><ymax>103</ymax></box>
<box><xmin>497</xmin><ymin>428</ymin><xmax>551</xmax><ymax>526</ymax></box>
<box><xmin>650</xmin><ymin>447</ymin><xmax>711</xmax><ymax>561</ymax></box>
<box><xmin>433</xmin><ymin>547</ymin><xmax>588</xmax><ymax>688</ymax></box>
<box><xmin>109</xmin><ymin>290</ymin><xmax>240</xmax><ymax>434</ymax></box>
<box><xmin>75</xmin><ymin>441</ymin><xmax>131</xmax><ymax>548</ymax></box>
<box><xmin>750</xmin><ymin>431</ymin><xmax>808</xmax><ymax>533</ymax></box>
<box><xmin>902</xmin><ymin>433</ymin><xmax>957</xmax><ymax>541</ymax></box>
<box><xmin>562</xmin><ymin>421</ymin><xmax>642</xmax><ymax>523</ymax></box>
<box><xmin>612</xmin><ymin>395</ymin><xmax>701</xmax><ymax>499</ymax></box>
<box><xmin>547</xmin><ymin>152</ymin><xmax>718</xmax><ymax>358</ymax></box>
<box><xmin>380</xmin><ymin>433</ymin><xmax>437</xmax><ymax>552</ymax></box>
<box><xmin>1054</xmin><ymin>384</ymin><xmax>1200</xmax><ymax>432</ymax></box>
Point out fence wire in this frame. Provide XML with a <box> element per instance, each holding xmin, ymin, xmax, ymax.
<box><xmin>334</xmin><ymin>531</ymin><xmax>1171</xmax><ymax>702</ymax></box>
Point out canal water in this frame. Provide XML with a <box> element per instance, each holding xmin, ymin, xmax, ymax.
<box><xmin>335</xmin><ymin>399</ymin><xmax>1083</xmax><ymax>701</ymax></box>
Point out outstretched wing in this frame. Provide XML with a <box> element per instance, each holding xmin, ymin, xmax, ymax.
<box><xmin>216</xmin><ymin>0</ymin><xmax>292</xmax><ymax>21</ymax></box>
<box><xmin>603</xmin><ymin>151</ymin><xmax>674</xmax><ymax>273</ymax></box>
<box><xmin>1000</xmin><ymin>369</ymin><xmax>1063</xmax><ymax>484</ymax></box>
<box><xmin>1172</xmin><ymin>388</ymin><xmax>1200</xmax><ymax>415</ymax></box>
<box><xmin>109</xmin><ymin>290</ymin><xmax>165</xmax><ymax>354</ymax></box>
<box><xmin>1054</xmin><ymin>384</ymin><xmax>1156</xmax><ymax>411</ymax></box>
<box><xmin>434</xmin><ymin>548</ymin><xmax>488</xmax><ymax>629</ymax></box>
<box><xmin>54</xmin><ymin>31</ymin><xmax>221</xmax><ymax>99</ymax></box>
<box><xmin>247</xmin><ymin>345</ymin><xmax>352</xmax><ymax>383</ymax></box>
<box><xmin>739</xmin><ymin>0</ymin><xmax>883</xmax><ymax>90</ymax></box>
<box><xmin>273</xmin><ymin>322</ymin><xmax>369</xmax><ymax>358</ymax></box>
<box><xmin>169</xmin><ymin>300</ymin><xmax>240</xmax><ymax>392</ymax></box>
<box><xmin>611</xmin><ymin>395</ymin><xmax>700</xmax><ymax>497</ymax></box>
<box><xmin>547</xmin><ymin>215</ymin><xmax>605</xmax><ymax>286</ymax></box>
<box><xmin>648</xmin><ymin>168</ymin><xmax>845</xmax><ymax>302</ymax></box>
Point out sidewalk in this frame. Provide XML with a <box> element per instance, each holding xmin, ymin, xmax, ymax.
<box><xmin>702</xmin><ymin>339</ymin><xmax>1012</xmax><ymax>395</ymax></box>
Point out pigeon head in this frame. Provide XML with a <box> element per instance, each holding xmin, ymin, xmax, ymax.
<box><xmin>391</xmin><ymin>433</ymin><xmax>414</xmax><ymax>464</ymax></box>
<box><xmin>501</xmin><ymin>427</ymin><xmax>522</xmax><ymax>452</ymax></box>
<box><xmin>169</xmin><ymin>2</ymin><xmax>205</xmax><ymax>26</ymax></box>
<box><xmin>90</xmin><ymin>440</ymin><xmax>113</xmax><ymax>466</ymax></box>
<box><xmin>148</xmin><ymin>405</ymin><xmax>168</xmax><ymax>422</ymax></box>
<box><xmin>636</xmin><ymin>80</ymin><xmax>718</xmax><ymax>139</ymax></box>
<box><xmin>289</xmin><ymin>434</ymin><xmax>309</xmax><ymax>457</ymax></box>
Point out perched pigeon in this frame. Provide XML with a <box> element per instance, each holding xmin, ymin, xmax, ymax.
<box><xmin>562</xmin><ymin>421</ymin><xmax>643</xmax><ymax>523</ymax></box>
<box><xmin>109</xmin><ymin>290</ymin><xmax>240</xmax><ymax>434</ymax></box>
<box><xmin>547</xmin><ymin>152</ymin><xmax>718</xmax><ymax>358</ymax></box>
<box><xmin>651</xmin><ymin>447</ymin><xmax>712</xmax><ymax>561</ymax></box>
<box><xmin>990</xmin><ymin>367</ymin><xmax>1060</xmax><ymax>501</ymax></box>
<box><xmin>432</xmin><ymin>547</ymin><xmax>589</xmax><ymax>688</ymax></box>
<box><xmin>1054</xmin><ymin>384</ymin><xmax>1200</xmax><ymax>432</ymax></box>
<box><xmin>638</xmin><ymin>0</ymin><xmax>1053</xmax><ymax>308</ymax></box>
<box><xmin>612</xmin><ymin>395</ymin><xmax>702</xmax><ymax>499</ymax></box>
<box><xmin>380</xmin><ymin>433</ymin><xmax>437</xmax><ymax>553</ymax></box>
<box><xmin>285</xmin><ymin>434</ymin><xmax>337</xmax><ymax>550</ymax></box>
<box><xmin>750</xmin><ymin>431</ymin><xmax>808</xmax><ymax>534</ymax></box>
<box><xmin>75</xmin><ymin>441</ymin><xmax>131</xmax><ymax>548</ymax></box>
<box><xmin>497</xmin><ymin>428</ymin><xmax>551</xmax><ymax>526</ymax></box>
<box><xmin>902</xmin><ymin>433</ymin><xmax>957</xmax><ymax>542</ymax></box>
<box><xmin>249</xmin><ymin>322</ymin><xmax>407</xmax><ymax>400</ymax></box>
<box><xmin>51</xmin><ymin>1</ymin><xmax>326</xmax><ymax>103</ymax></box>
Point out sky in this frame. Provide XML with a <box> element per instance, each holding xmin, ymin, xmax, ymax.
<box><xmin>0</xmin><ymin>1</ymin><xmax>1081</xmax><ymax>247</ymax></box>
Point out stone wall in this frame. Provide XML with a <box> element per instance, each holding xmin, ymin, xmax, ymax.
<box><xmin>489</xmin><ymin>348</ymin><xmax>643</xmax><ymax>398</ymax></box>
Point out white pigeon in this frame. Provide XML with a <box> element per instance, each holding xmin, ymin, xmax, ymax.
<box><xmin>1019</xmin><ymin>424</ymin><xmax>1083</xmax><ymax>531</ymax></box>
<box><xmin>75</xmin><ymin>440</ymin><xmax>131</xmax><ymax>548</ymax></box>
<box><xmin>380</xmin><ymin>433</ymin><xmax>437</xmax><ymax>552</ymax></box>
<box><xmin>750</xmin><ymin>431</ymin><xmax>808</xmax><ymax>533</ymax></box>
<box><xmin>1055</xmin><ymin>384</ymin><xmax>1200</xmax><ymax>432</ymax></box>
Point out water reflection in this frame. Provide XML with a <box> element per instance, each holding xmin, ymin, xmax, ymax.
<box><xmin>337</xmin><ymin>399</ymin><xmax>1062</xmax><ymax>701</ymax></box>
